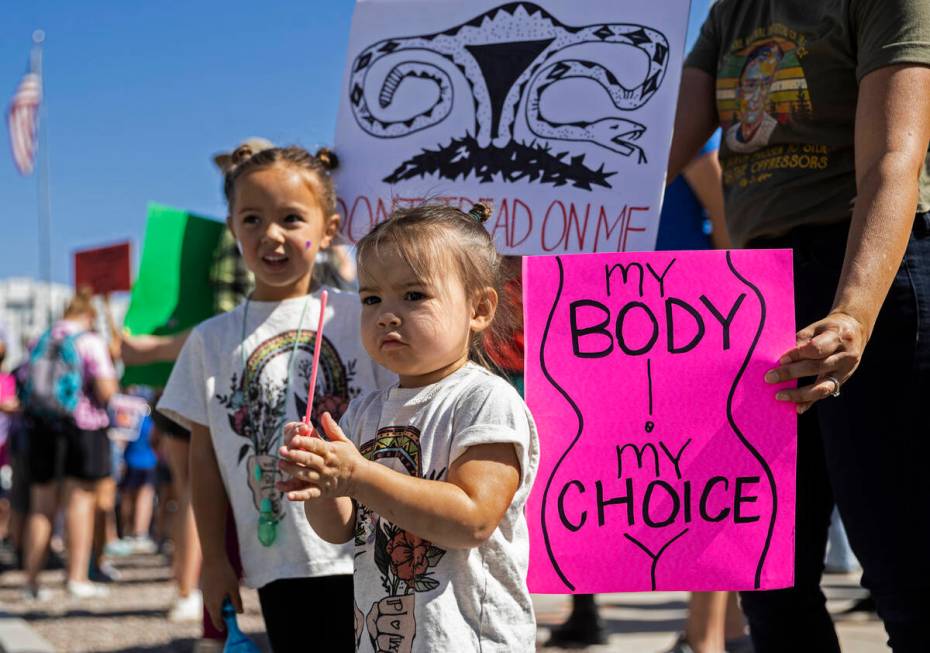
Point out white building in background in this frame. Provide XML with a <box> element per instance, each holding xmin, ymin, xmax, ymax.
<box><xmin>0</xmin><ymin>278</ymin><xmax>70</xmax><ymax>367</ymax></box>
<box><xmin>0</xmin><ymin>277</ymin><xmax>127</xmax><ymax>369</ymax></box>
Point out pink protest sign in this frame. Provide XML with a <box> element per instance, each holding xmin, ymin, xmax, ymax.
<box><xmin>525</xmin><ymin>249</ymin><xmax>796</xmax><ymax>593</ymax></box>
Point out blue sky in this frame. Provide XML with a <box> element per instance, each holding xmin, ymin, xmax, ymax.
<box><xmin>1</xmin><ymin>1</ymin><xmax>710</xmax><ymax>284</ymax></box>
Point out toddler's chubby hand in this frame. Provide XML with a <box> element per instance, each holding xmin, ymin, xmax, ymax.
<box><xmin>276</xmin><ymin>412</ymin><xmax>365</xmax><ymax>501</ymax></box>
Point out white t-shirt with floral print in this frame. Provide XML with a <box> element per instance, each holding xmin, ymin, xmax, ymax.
<box><xmin>339</xmin><ymin>363</ymin><xmax>539</xmax><ymax>652</ymax></box>
<box><xmin>159</xmin><ymin>287</ymin><xmax>394</xmax><ymax>589</ymax></box>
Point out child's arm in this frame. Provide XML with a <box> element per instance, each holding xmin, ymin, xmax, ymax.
<box><xmin>190</xmin><ymin>422</ymin><xmax>243</xmax><ymax>629</ymax></box>
<box><xmin>305</xmin><ymin>497</ymin><xmax>356</xmax><ymax>544</ymax></box>
<box><xmin>279</xmin><ymin>413</ymin><xmax>520</xmax><ymax>550</ymax></box>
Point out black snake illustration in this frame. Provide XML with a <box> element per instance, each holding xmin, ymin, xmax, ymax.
<box><xmin>349</xmin><ymin>2</ymin><xmax>669</xmax><ymax>168</ymax></box>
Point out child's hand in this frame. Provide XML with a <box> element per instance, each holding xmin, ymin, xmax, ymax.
<box><xmin>277</xmin><ymin>412</ymin><xmax>365</xmax><ymax>501</ymax></box>
<box><xmin>276</xmin><ymin>420</ymin><xmax>322</xmax><ymax>502</ymax></box>
<box><xmin>201</xmin><ymin>554</ymin><xmax>242</xmax><ymax>631</ymax></box>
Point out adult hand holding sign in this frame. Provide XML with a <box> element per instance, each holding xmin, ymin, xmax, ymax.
<box><xmin>764</xmin><ymin>311</ymin><xmax>866</xmax><ymax>414</ymax></box>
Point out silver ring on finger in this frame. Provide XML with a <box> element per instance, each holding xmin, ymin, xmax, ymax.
<box><xmin>825</xmin><ymin>375</ymin><xmax>841</xmax><ymax>397</ymax></box>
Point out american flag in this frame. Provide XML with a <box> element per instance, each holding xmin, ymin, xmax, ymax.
<box><xmin>7</xmin><ymin>69</ymin><xmax>41</xmax><ymax>175</ymax></box>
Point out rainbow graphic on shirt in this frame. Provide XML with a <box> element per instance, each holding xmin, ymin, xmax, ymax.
<box><xmin>216</xmin><ymin>328</ymin><xmax>355</xmax><ymax>535</ymax></box>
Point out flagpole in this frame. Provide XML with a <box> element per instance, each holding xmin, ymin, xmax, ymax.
<box><xmin>32</xmin><ymin>29</ymin><xmax>53</xmax><ymax>329</ymax></box>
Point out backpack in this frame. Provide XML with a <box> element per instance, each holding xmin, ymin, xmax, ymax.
<box><xmin>24</xmin><ymin>328</ymin><xmax>85</xmax><ymax>418</ymax></box>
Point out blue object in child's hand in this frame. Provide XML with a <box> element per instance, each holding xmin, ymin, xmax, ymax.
<box><xmin>222</xmin><ymin>598</ymin><xmax>262</xmax><ymax>653</ymax></box>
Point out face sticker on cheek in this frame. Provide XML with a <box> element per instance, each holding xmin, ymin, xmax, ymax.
<box><xmin>305</xmin><ymin>240</ymin><xmax>313</xmax><ymax>250</ymax></box>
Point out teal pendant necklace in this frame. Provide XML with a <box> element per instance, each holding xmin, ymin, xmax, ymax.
<box><xmin>240</xmin><ymin>293</ymin><xmax>313</xmax><ymax>547</ymax></box>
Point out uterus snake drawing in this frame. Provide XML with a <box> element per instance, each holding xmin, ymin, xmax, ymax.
<box><xmin>349</xmin><ymin>2</ymin><xmax>670</xmax><ymax>184</ymax></box>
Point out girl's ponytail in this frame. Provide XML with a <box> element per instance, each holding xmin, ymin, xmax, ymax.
<box><xmin>466</xmin><ymin>202</ymin><xmax>493</xmax><ymax>224</ymax></box>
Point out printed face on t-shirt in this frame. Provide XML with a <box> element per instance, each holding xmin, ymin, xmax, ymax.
<box><xmin>737</xmin><ymin>44</ymin><xmax>782</xmax><ymax>141</ymax></box>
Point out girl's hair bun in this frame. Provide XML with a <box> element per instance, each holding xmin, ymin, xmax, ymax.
<box><xmin>231</xmin><ymin>144</ymin><xmax>255</xmax><ymax>166</ymax></box>
<box><xmin>315</xmin><ymin>147</ymin><xmax>339</xmax><ymax>172</ymax></box>
<box><xmin>467</xmin><ymin>202</ymin><xmax>493</xmax><ymax>224</ymax></box>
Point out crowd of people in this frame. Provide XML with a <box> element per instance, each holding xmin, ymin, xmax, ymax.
<box><xmin>0</xmin><ymin>0</ymin><xmax>928</xmax><ymax>652</ymax></box>
<box><xmin>0</xmin><ymin>289</ymin><xmax>224</xmax><ymax>620</ymax></box>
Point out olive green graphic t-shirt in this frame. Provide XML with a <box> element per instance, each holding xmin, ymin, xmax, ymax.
<box><xmin>686</xmin><ymin>0</ymin><xmax>930</xmax><ymax>246</ymax></box>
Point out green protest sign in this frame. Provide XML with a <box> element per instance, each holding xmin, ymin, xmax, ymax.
<box><xmin>122</xmin><ymin>202</ymin><xmax>225</xmax><ymax>387</ymax></box>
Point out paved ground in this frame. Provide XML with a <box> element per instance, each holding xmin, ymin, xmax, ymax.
<box><xmin>0</xmin><ymin>554</ymin><xmax>268</xmax><ymax>653</ymax></box>
<box><xmin>534</xmin><ymin>577</ymin><xmax>889</xmax><ymax>652</ymax></box>
<box><xmin>0</xmin><ymin>551</ymin><xmax>888</xmax><ymax>652</ymax></box>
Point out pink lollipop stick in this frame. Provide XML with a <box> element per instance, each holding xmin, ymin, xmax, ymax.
<box><xmin>303</xmin><ymin>289</ymin><xmax>328</xmax><ymax>426</ymax></box>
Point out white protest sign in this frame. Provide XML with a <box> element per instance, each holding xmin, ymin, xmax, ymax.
<box><xmin>334</xmin><ymin>0</ymin><xmax>691</xmax><ymax>254</ymax></box>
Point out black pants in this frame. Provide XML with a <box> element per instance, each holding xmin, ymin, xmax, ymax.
<box><xmin>258</xmin><ymin>574</ymin><xmax>355</xmax><ymax>652</ymax></box>
<box><xmin>740</xmin><ymin>215</ymin><xmax>930</xmax><ymax>652</ymax></box>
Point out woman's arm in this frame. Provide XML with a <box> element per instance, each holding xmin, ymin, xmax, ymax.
<box><xmin>667</xmin><ymin>68</ymin><xmax>718</xmax><ymax>183</ymax></box>
<box><xmin>682</xmin><ymin>150</ymin><xmax>731</xmax><ymax>249</ymax></box>
<box><xmin>279</xmin><ymin>414</ymin><xmax>521</xmax><ymax>550</ymax></box>
<box><xmin>766</xmin><ymin>64</ymin><xmax>930</xmax><ymax>411</ymax></box>
<box><xmin>190</xmin><ymin>421</ymin><xmax>243</xmax><ymax>628</ymax></box>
